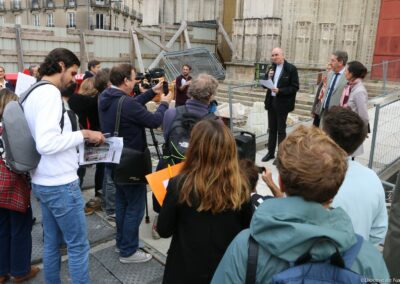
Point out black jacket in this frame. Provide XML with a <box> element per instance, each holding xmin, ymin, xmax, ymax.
<box><xmin>98</xmin><ymin>87</ymin><xmax>168</xmax><ymax>150</ymax></box>
<box><xmin>264</xmin><ymin>60</ymin><xmax>299</xmax><ymax>112</ymax></box>
<box><xmin>157</xmin><ymin>176</ymin><xmax>252</xmax><ymax>284</ymax></box>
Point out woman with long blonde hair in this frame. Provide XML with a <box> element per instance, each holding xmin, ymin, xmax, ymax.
<box><xmin>157</xmin><ymin>119</ymin><xmax>252</xmax><ymax>284</ymax></box>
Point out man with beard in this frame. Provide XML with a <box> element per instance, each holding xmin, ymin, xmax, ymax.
<box><xmin>23</xmin><ymin>48</ymin><xmax>105</xmax><ymax>283</ymax></box>
<box><xmin>175</xmin><ymin>64</ymin><xmax>192</xmax><ymax>106</ymax></box>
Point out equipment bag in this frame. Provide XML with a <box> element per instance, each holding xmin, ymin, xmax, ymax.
<box><xmin>112</xmin><ymin>96</ymin><xmax>152</xmax><ymax>185</ymax></box>
<box><xmin>163</xmin><ymin>106</ymin><xmax>216</xmax><ymax>165</ymax></box>
<box><xmin>1</xmin><ymin>81</ymin><xmax>52</xmax><ymax>173</ymax></box>
<box><xmin>246</xmin><ymin>234</ymin><xmax>365</xmax><ymax>284</ymax></box>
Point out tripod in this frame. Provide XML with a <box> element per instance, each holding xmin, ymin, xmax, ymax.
<box><xmin>144</xmin><ymin>128</ymin><xmax>162</xmax><ymax>224</ymax></box>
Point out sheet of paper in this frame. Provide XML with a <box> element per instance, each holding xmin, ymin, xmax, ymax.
<box><xmin>146</xmin><ymin>163</ymin><xmax>184</xmax><ymax>206</ymax></box>
<box><xmin>15</xmin><ymin>72</ymin><xmax>37</xmax><ymax>96</ymax></box>
<box><xmin>181</xmin><ymin>78</ymin><xmax>187</xmax><ymax>86</ymax></box>
<box><xmin>259</xmin><ymin>79</ymin><xmax>274</xmax><ymax>89</ymax></box>
<box><xmin>79</xmin><ymin>137</ymin><xmax>123</xmax><ymax>165</ymax></box>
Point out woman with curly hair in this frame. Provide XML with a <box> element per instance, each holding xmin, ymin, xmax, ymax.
<box><xmin>157</xmin><ymin>119</ymin><xmax>252</xmax><ymax>284</ymax></box>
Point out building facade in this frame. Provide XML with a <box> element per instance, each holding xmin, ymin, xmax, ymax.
<box><xmin>0</xmin><ymin>0</ymin><xmax>143</xmax><ymax>30</ymax></box>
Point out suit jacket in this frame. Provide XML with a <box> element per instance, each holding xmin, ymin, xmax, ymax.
<box><xmin>319</xmin><ymin>69</ymin><xmax>347</xmax><ymax>115</ymax></box>
<box><xmin>264</xmin><ymin>60</ymin><xmax>299</xmax><ymax>113</ymax></box>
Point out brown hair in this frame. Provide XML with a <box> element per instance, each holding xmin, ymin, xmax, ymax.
<box><xmin>277</xmin><ymin>125</ymin><xmax>348</xmax><ymax>203</ymax></box>
<box><xmin>239</xmin><ymin>159</ymin><xmax>259</xmax><ymax>192</ymax></box>
<box><xmin>78</xmin><ymin>77</ymin><xmax>98</xmax><ymax>96</ymax></box>
<box><xmin>109</xmin><ymin>64</ymin><xmax>135</xmax><ymax>87</ymax></box>
<box><xmin>0</xmin><ymin>89</ymin><xmax>18</xmax><ymax>120</ymax></box>
<box><xmin>179</xmin><ymin>120</ymin><xmax>250</xmax><ymax>214</ymax></box>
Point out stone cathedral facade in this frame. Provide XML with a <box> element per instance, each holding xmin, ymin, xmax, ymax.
<box><xmin>230</xmin><ymin>0</ymin><xmax>381</xmax><ymax>78</ymax></box>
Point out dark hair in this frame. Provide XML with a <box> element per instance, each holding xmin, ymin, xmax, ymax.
<box><xmin>333</xmin><ymin>50</ymin><xmax>348</xmax><ymax>65</ymax></box>
<box><xmin>322</xmin><ymin>106</ymin><xmax>367</xmax><ymax>155</ymax></box>
<box><xmin>88</xmin><ymin>60</ymin><xmax>100</xmax><ymax>71</ymax></box>
<box><xmin>347</xmin><ymin>61</ymin><xmax>368</xmax><ymax>79</ymax></box>
<box><xmin>239</xmin><ymin>159</ymin><xmax>259</xmax><ymax>192</ymax></box>
<box><xmin>182</xmin><ymin>64</ymin><xmax>192</xmax><ymax>70</ymax></box>
<box><xmin>277</xmin><ymin>125</ymin><xmax>348</xmax><ymax>203</ymax></box>
<box><xmin>94</xmin><ymin>69</ymin><xmax>110</xmax><ymax>93</ymax></box>
<box><xmin>109</xmin><ymin>64</ymin><xmax>135</xmax><ymax>87</ymax></box>
<box><xmin>39</xmin><ymin>48</ymin><xmax>80</xmax><ymax>77</ymax></box>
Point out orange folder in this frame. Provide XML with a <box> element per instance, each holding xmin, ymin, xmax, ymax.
<box><xmin>145</xmin><ymin>162</ymin><xmax>184</xmax><ymax>206</ymax></box>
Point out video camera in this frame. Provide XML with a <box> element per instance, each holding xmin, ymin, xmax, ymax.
<box><xmin>135</xmin><ymin>68</ymin><xmax>169</xmax><ymax>95</ymax></box>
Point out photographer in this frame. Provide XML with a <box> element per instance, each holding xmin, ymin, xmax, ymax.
<box><xmin>98</xmin><ymin>64</ymin><xmax>172</xmax><ymax>263</ymax></box>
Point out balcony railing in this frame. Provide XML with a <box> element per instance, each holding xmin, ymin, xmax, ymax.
<box><xmin>90</xmin><ymin>0</ymin><xmax>110</xmax><ymax>8</ymax></box>
<box><xmin>64</xmin><ymin>0</ymin><xmax>76</xmax><ymax>8</ymax></box>
<box><xmin>130</xmin><ymin>9</ymin><xmax>136</xmax><ymax>19</ymax></box>
<box><xmin>90</xmin><ymin>24</ymin><xmax>111</xmax><ymax>30</ymax></box>
<box><xmin>11</xmin><ymin>0</ymin><xmax>22</xmax><ymax>11</ymax></box>
<box><xmin>31</xmin><ymin>0</ymin><xmax>40</xmax><ymax>10</ymax></box>
<box><xmin>66</xmin><ymin>24</ymin><xmax>76</xmax><ymax>28</ymax></box>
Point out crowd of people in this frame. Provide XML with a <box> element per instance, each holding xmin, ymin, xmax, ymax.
<box><xmin>0</xmin><ymin>45</ymin><xmax>397</xmax><ymax>284</ymax></box>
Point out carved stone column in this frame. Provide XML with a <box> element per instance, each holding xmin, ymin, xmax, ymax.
<box><xmin>232</xmin><ymin>18</ymin><xmax>245</xmax><ymax>61</ymax></box>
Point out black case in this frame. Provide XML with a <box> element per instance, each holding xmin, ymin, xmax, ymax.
<box><xmin>235</xmin><ymin>131</ymin><xmax>256</xmax><ymax>162</ymax></box>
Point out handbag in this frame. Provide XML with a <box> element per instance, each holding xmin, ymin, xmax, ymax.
<box><xmin>112</xmin><ymin>96</ymin><xmax>152</xmax><ymax>185</ymax></box>
<box><xmin>0</xmin><ymin>159</ymin><xmax>31</xmax><ymax>213</ymax></box>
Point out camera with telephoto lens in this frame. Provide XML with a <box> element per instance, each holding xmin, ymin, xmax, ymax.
<box><xmin>135</xmin><ymin>68</ymin><xmax>169</xmax><ymax>95</ymax></box>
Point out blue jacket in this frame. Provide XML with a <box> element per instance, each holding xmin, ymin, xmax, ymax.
<box><xmin>98</xmin><ymin>87</ymin><xmax>168</xmax><ymax>150</ymax></box>
<box><xmin>212</xmin><ymin>197</ymin><xmax>389</xmax><ymax>283</ymax></box>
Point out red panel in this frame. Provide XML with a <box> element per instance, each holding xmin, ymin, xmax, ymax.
<box><xmin>372</xmin><ymin>0</ymin><xmax>400</xmax><ymax>81</ymax></box>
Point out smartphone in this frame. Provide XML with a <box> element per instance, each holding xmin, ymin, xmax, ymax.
<box><xmin>257</xmin><ymin>166</ymin><xmax>266</xmax><ymax>174</ymax></box>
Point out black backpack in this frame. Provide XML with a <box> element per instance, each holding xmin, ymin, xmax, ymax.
<box><xmin>162</xmin><ymin>106</ymin><xmax>216</xmax><ymax>165</ymax></box>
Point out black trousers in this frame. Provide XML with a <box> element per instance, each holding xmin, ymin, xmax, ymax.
<box><xmin>267</xmin><ymin>97</ymin><xmax>289</xmax><ymax>154</ymax></box>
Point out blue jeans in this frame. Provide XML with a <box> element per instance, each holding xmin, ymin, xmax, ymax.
<box><xmin>0</xmin><ymin>207</ymin><xmax>32</xmax><ymax>277</ymax></box>
<box><xmin>32</xmin><ymin>180</ymin><xmax>89</xmax><ymax>284</ymax></box>
<box><xmin>103</xmin><ymin>164</ymin><xmax>116</xmax><ymax>216</ymax></box>
<box><xmin>115</xmin><ymin>184</ymin><xmax>146</xmax><ymax>257</ymax></box>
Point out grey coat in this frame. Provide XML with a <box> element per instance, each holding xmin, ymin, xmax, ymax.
<box><xmin>319</xmin><ymin>69</ymin><xmax>347</xmax><ymax>115</ymax></box>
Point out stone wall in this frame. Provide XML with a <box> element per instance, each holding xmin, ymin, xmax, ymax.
<box><xmin>231</xmin><ymin>0</ymin><xmax>381</xmax><ymax>70</ymax></box>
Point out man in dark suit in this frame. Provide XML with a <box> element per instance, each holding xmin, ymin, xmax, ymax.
<box><xmin>262</xmin><ymin>47</ymin><xmax>299</xmax><ymax>162</ymax></box>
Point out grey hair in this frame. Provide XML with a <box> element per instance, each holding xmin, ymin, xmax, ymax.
<box><xmin>187</xmin><ymin>74</ymin><xmax>218</xmax><ymax>103</ymax></box>
<box><xmin>333</xmin><ymin>50</ymin><xmax>348</xmax><ymax>65</ymax></box>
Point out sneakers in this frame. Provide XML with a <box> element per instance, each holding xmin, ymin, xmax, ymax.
<box><xmin>84</xmin><ymin>197</ymin><xmax>102</xmax><ymax>215</ymax></box>
<box><xmin>12</xmin><ymin>266</ymin><xmax>40</xmax><ymax>283</ymax></box>
<box><xmin>119</xmin><ymin>250</ymin><xmax>152</xmax><ymax>263</ymax></box>
<box><xmin>152</xmin><ymin>215</ymin><xmax>161</xmax><ymax>240</ymax></box>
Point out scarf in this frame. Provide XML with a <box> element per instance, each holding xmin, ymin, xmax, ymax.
<box><xmin>318</xmin><ymin>75</ymin><xmax>328</xmax><ymax>101</ymax></box>
<box><xmin>340</xmin><ymin>78</ymin><xmax>361</xmax><ymax>107</ymax></box>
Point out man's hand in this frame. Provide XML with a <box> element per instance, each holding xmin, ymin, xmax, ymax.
<box><xmin>81</xmin><ymin>130</ymin><xmax>105</xmax><ymax>145</ymax></box>
<box><xmin>151</xmin><ymin>81</ymin><xmax>164</xmax><ymax>95</ymax></box>
<box><xmin>160</xmin><ymin>92</ymin><xmax>172</xmax><ymax>104</ymax></box>
<box><xmin>272</xmin><ymin>87</ymin><xmax>279</xmax><ymax>93</ymax></box>
<box><xmin>261</xmin><ymin>168</ymin><xmax>284</xmax><ymax>198</ymax></box>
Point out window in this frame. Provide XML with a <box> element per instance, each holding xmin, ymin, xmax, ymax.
<box><xmin>123</xmin><ymin>18</ymin><xmax>126</xmax><ymax>30</ymax></box>
<box><xmin>33</xmin><ymin>14</ymin><xmax>40</xmax><ymax>26</ymax></box>
<box><xmin>0</xmin><ymin>16</ymin><xmax>4</xmax><ymax>25</ymax></box>
<box><xmin>67</xmin><ymin>12</ymin><xmax>75</xmax><ymax>27</ymax></box>
<box><xmin>47</xmin><ymin>13</ymin><xmax>54</xmax><ymax>27</ymax></box>
<box><xmin>114</xmin><ymin>15</ymin><xmax>118</xmax><ymax>27</ymax></box>
<box><xmin>96</xmin><ymin>13</ymin><xmax>104</xmax><ymax>29</ymax></box>
<box><xmin>15</xmin><ymin>15</ymin><xmax>21</xmax><ymax>25</ymax></box>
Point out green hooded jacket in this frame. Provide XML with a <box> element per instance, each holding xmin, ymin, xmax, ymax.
<box><xmin>212</xmin><ymin>197</ymin><xmax>389</xmax><ymax>283</ymax></box>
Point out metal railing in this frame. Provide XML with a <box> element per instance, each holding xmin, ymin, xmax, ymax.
<box><xmin>368</xmin><ymin>97</ymin><xmax>400</xmax><ymax>174</ymax></box>
<box><xmin>90</xmin><ymin>0</ymin><xmax>110</xmax><ymax>7</ymax></box>
<box><xmin>64</xmin><ymin>0</ymin><xmax>75</xmax><ymax>8</ymax></box>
